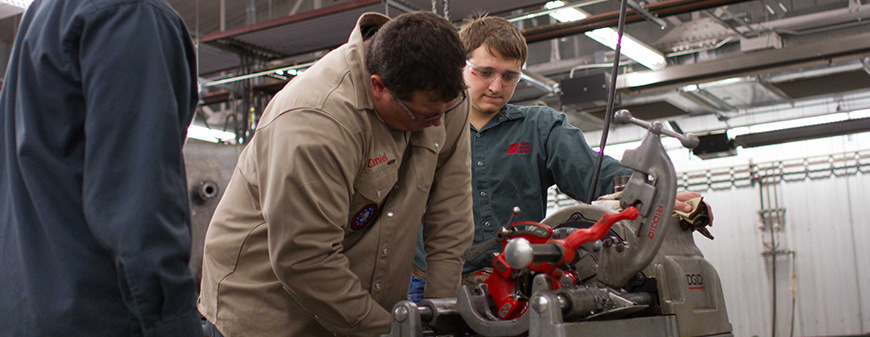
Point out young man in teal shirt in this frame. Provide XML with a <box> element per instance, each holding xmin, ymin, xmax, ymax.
<box><xmin>410</xmin><ymin>15</ymin><xmax>702</xmax><ymax>301</ymax></box>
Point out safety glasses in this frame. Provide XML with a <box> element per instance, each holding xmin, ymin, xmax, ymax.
<box><xmin>395</xmin><ymin>90</ymin><xmax>467</xmax><ymax>122</ymax></box>
<box><xmin>466</xmin><ymin>60</ymin><xmax>522</xmax><ymax>83</ymax></box>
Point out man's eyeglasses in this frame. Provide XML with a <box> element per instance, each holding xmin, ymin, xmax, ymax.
<box><xmin>466</xmin><ymin>60</ymin><xmax>522</xmax><ymax>84</ymax></box>
<box><xmin>395</xmin><ymin>90</ymin><xmax>467</xmax><ymax>123</ymax></box>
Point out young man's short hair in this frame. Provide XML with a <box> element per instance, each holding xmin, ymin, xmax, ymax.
<box><xmin>365</xmin><ymin>11</ymin><xmax>466</xmax><ymax>102</ymax></box>
<box><xmin>459</xmin><ymin>15</ymin><xmax>528</xmax><ymax>64</ymax></box>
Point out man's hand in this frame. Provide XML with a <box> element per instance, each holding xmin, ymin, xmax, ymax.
<box><xmin>675</xmin><ymin>191</ymin><xmax>714</xmax><ymax>226</ymax></box>
<box><xmin>675</xmin><ymin>191</ymin><xmax>700</xmax><ymax>213</ymax></box>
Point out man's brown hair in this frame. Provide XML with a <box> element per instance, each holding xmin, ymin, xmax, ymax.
<box><xmin>459</xmin><ymin>15</ymin><xmax>528</xmax><ymax>64</ymax></box>
<box><xmin>365</xmin><ymin>11</ymin><xmax>466</xmax><ymax>102</ymax></box>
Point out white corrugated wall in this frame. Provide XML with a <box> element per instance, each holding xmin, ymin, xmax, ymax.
<box><xmin>548</xmin><ymin>130</ymin><xmax>870</xmax><ymax>336</ymax></box>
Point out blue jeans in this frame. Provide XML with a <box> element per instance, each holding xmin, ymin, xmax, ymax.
<box><xmin>408</xmin><ymin>275</ymin><xmax>426</xmax><ymax>304</ymax></box>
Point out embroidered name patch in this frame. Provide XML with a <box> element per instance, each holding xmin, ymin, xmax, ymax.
<box><xmin>507</xmin><ymin>142</ymin><xmax>531</xmax><ymax>154</ymax></box>
<box><xmin>351</xmin><ymin>203</ymin><xmax>378</xmax><ymax>230</ymax></box>
<box><xmin>367</xmin><ymin>153</ymin><xmax>389</xmax><ymax>168</ymax></box>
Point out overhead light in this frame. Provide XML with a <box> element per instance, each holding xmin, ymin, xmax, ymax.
<box><xmin>732</xmin><ymin>114</ymin><xmax>870</xmax><ymax>149</ymax></box>
<box><xmin>680</xmin><ymin>84</ymin><xmax>700</xmax><ymax>92</ymax></box>
<box><xmin>728</xmin><ymin>113</ymin><xmax>851</xmax><ymax>137</ymax></box>
<box><xmin>203</xmin><ymin>61</ymin><xmax>314</xmax><ymax>87</ymax></box>
<box><xmin>850</xmin><ymin>108</ymin><xmax>870</xmax><ymax>119</ymax></box>
<box><xmin>187</xmin><ymin>125</ymin><xmax>237</xmax><ymax>144</ymax></box>
<box><xmin>546</xmin><ymin>1</ymin><xmax>588</xmax><ymax>22</ymax></box>
<box><xmin>543</xmin><ymin>1</ymin><xmax>667</xmax><ymax>71</ymax></box>
<box><xmin>698</xmin><ymin>77</ymin><xmax>746</xmax><ymax>89</ymax></box>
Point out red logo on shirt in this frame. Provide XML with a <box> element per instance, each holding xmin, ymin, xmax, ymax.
<box><xmin>368</xmin><ymin>153</ymin><xmax>388</xmax><ymax>168</ymax></box>
<box><xmin>507</xmin><ymin>142</ymin><xmax>531</xmax><ymax>154</ymax></box>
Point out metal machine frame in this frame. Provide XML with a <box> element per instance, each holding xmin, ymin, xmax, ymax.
<box><xmin>383</xmin><ymin>110</ymin><xmax>732</xmax><ymax>337</ymax></box>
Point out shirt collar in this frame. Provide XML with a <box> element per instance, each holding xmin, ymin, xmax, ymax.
<box><xmin>475</xmin><ymin>104</ymin><xmax>525</xmax><ymax>132</ymax></box>
<box><xmin>346</xmin><ymin>13</ymin><xmax>390</xmax><ymax>112</ymax></box>
<box><xmin>502</xmin><ymin>104</ymin><xmax>526</xmax><ymax>120</ymax></box>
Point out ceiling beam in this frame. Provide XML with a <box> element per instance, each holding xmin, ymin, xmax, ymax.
<box><xmin>617</xmin><ymin>31</ymin><xmax>870</xmax><ymax>94</ymax></box>
<box><xmin>199</xmin><ymin>0</ymin><xmax>380</xmax><ymax>43</ymax></box>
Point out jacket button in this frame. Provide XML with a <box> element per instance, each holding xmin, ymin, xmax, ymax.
<box><xmin>480</xmin><ymin>191</ymin><xmax>486</xmax><ymax>197</ymax></box>
<box><xmin>387</xmin><ymin>212</ymin><xmax>394</xmax><ymax>218</ymax></box>
<box><xmin>383</xmin><ymin>248</ymin><xmax>388</xmax><ymax>256</ymax></box>
<box><xmin>484</xmin><ymin>221</ymin><xmax>491</xmax><ymax>227</ymax></box>
<box><xmin>477</xmin><ymin>161</ymin><xmax>483</xmax><ymax>166</ymax></box>
<box><xmin>434</xmin><ymin>142</ymin><xmax>440</xmax><ymax>148</ymax></box>
<box><xmin>377</xmin><ymin>190</ymin><xmax>382</xmax><ymax>197</ymax></box>
<box><xmin>375</xmin><ymin>282</ymin><xmax>381</xmax><ymax>290</ymax></box>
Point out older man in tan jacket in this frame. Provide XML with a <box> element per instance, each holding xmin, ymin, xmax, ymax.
<box><xmin>197</xmin><ymin>11</ymin><xmax>473</xmax><ymax>337</ymax></box>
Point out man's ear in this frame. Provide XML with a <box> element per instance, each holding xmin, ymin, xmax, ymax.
<box><xmin>370</xmin><ymin>74</ymin><xmax>387</xmax><ymax>102</ymax></box>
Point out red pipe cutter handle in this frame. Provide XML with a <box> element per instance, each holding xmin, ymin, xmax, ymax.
<box><xmin>557</xmin><ymin>206</ymin><xmax>639</xmax><ymax>265</ymax></box>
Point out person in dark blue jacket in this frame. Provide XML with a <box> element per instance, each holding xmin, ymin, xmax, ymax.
<box><xmin>0</xmin><ymin>0</ymin><xmax>202</xmax><ymax>336</ymax></box>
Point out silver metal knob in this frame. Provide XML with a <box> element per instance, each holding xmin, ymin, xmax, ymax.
<box><xmin>504</xmin><ymin>238</ymin><xmax>533</xmax><ymax>269</ymax></box>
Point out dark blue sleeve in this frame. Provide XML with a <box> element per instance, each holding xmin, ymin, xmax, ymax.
<box><xmin>542</xmin><ymin>110</ymin><xmax>632</xmax><ymax>203</ymax></box>
<box><xmin>78</xmin><ymin>3</ymin><xmax>201</xmax><ymax>337</ymax></box>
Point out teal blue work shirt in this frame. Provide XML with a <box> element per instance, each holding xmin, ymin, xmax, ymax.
<box><xmin>415</xmin><ymin>104</ymin><xmax>631</xmax><ymax>274</ymax></box>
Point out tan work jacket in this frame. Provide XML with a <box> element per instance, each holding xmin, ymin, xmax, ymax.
<box><xmin>198</xmin><ymin>13</ymin><xmax>474</xmax><ymax>337</ymax></box>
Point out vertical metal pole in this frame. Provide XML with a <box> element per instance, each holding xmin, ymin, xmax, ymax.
<box><xmin>246</xmin><ymin>0</ymin><xmax>257</xmax><ymax>25</ymax></box>
<box><xmin>195</xmin><ymin>0</ymin><xmax>200</xmax><ymax>87</ymax></box>
<box><xmin>586</xmin><ymin>0</ymin><xmax>629</xmax><ymax>203</ymax></box>
<box><xmin>219</xmin><ymin>0</ymin><xmax>226</xmax><ymax>31</ymax></box>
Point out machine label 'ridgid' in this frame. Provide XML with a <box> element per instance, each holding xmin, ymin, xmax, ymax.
<box><xmin>687</xmin><ymin>273</ymin><xmax>705</xmax><ymax>289</ymax></box>
<box><xmin>647</xmin><ymin>205</ymin><xmax>664</xmax><ymax>239</ymax></box>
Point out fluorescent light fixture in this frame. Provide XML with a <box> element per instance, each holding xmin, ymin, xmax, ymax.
<box><xmin>850</xmin><ymin>108</ymin><xmax>870</xmax><ymax>119</ymax></box>
<box><xmin>697</xmin><ymin>77</ymin><xmax>746</xmax><ymax>89</ymax></box>
<box><xmin>680</xmin><ymin>84</ymin><xmax>700</xmax><ymax>92</ymax></box>
<box><xmin>546</xmin><ymin>1</ymin><xmax>588</xmax><ymax>22</ymax></box>
<box><xmin>187</xmin><ymin>125</ymin><xmax>237</xmax><ymax>144</ymax></box>
<box><xmin>203</xmin><ymin>61</ymin><xmax>314</xmax><ymax>87</ymax></box>
<box><xmin>544</xmin><ymin>1</ymin><xmax>667</xmax><ymax>70</ymax></box>
<box><xmin>275</xmin><ymin>69</ymin><xmax>303</xmax><ymax>76</ymax></box>
<box><xmin>729</xmin><ymin>113</ymin><xmax>850</xmax><ymax>137</ymax></box>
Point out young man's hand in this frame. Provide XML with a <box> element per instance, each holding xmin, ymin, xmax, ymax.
<box><xmin>675</xmin><ymin>191</ymin><xmax>713</xmax><ymax>226</ymax></box>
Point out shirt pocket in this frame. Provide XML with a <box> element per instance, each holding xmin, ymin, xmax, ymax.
<box><xmin>410</xmin><ymin>136</ymin><xmax>441</xmax><ymax>192</ymax></box>
<box><xmin>347</xmin><ymin>165</ymin><xmax>398</xmax><ymax>232</ymax></box>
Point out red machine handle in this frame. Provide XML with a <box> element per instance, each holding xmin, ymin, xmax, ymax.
<box><xmin>558</xmin><ymin>207</ymin><xmax>639</xmax><ymax>265</ymax></box>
